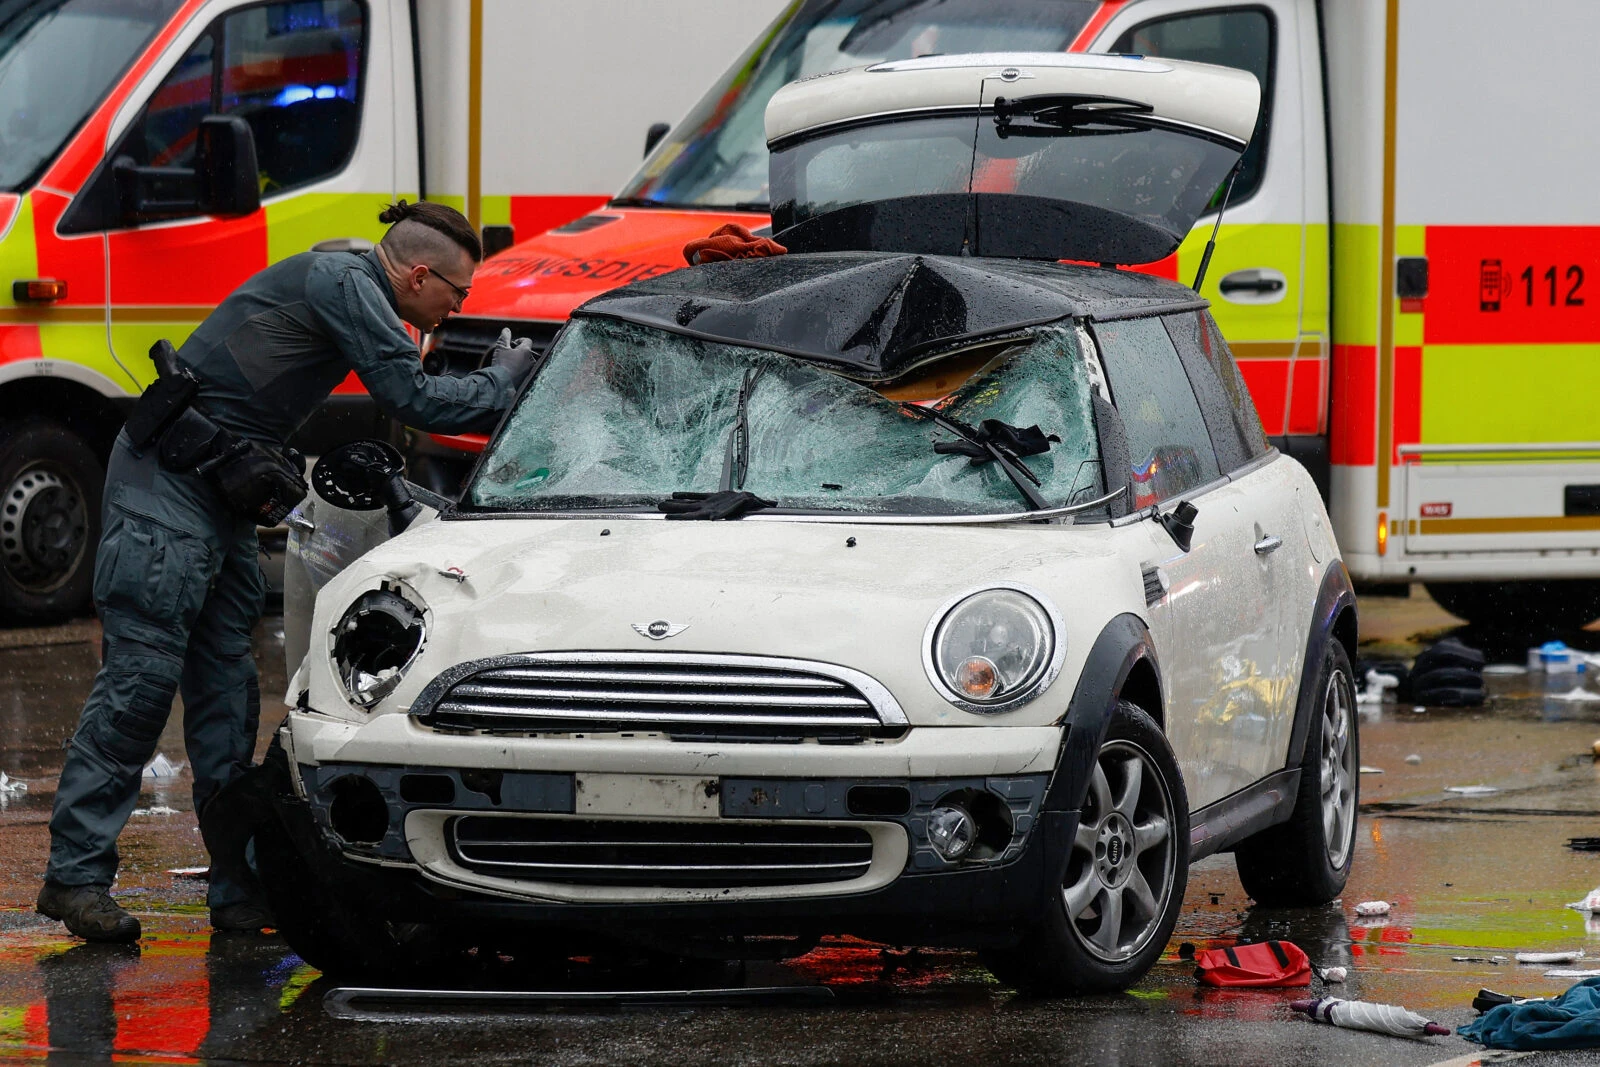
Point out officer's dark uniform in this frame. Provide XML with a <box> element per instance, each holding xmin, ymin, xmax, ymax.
<box><xmin>46</xmin><ymin>248</ymin><xmax>514</xmax><ymax>913</ymax></box>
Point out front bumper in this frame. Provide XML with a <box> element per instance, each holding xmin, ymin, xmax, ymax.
<box><xmin>265</xmin><ymin>721</ymin><xmax>1080</xmax><ymax>945</ymax></box>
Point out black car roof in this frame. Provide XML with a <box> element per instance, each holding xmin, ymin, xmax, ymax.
<box><xmin>573</xmin><ymin>251</ymin><xmax>1207</xmax><ymax>381</ymax></box>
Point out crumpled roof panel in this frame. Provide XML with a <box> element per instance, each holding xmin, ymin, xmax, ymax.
<box><xmin>574</xmin><ymin>251</ymin><xmax>1203</xmax><ymax>380</ymax></box>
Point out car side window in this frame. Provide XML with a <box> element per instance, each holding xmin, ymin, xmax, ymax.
<box><xmin>1163</xmin><ymin>309</ymin><xmax>1271</xmax><ymax>471</ymax></box>
<box><xmin>1111</xmin><ymin>7</ymin><xmax>1274</xmax><ymax>205</ymax></box>
<box><xmin>117</xmin><ymin>0</ymin><xmax>364</xmax><ymax>209</ymax></box>
<box><xmin>1093</xmin><ymin>317</ymin><xmax>1221</xmax><ymax>508</ymax></box>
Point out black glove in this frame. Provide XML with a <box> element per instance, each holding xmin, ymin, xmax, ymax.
<box><xmin>490</xmin><ymin>327</ymin><xmax>537</xmax><ymax>382</ymax></box>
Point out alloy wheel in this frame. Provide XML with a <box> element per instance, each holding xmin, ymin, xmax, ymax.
<box><xmin>1320</xmin><ymin>667</ymin><xmax>1357</xmax><ymax>869</ymax></box>
<box><xmin>1064</xmin><ymin>739</ymin><xmax>1177</xmax><ymax>962</ymax></box>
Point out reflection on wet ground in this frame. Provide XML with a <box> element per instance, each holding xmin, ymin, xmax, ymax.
<box><xmin>3</xmin><ymin>590</ymin><xmax>1600</xmax><ymax>1064</ymax></box>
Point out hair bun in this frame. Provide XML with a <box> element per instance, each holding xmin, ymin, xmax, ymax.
<box><xmin>378</xmin><ymin>199</ymin><xmax>412</xmax><ymax>225</ymax></box>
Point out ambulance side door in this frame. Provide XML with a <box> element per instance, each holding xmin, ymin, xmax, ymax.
<box><xmin>1090</xmin><ymin>0</ymin><xmax>1330</xmax><ymax>474</ymax></box>
<box><xmin>62</xmin><ymin>0</ymin><xmax>396</xmax><ymax>390</ymax></box>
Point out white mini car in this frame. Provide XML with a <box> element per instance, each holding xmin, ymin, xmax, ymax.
<box><xmin>252</xmin><ymin>54</ymin><xmax>1359</xmax><ymax>992</ymax></box>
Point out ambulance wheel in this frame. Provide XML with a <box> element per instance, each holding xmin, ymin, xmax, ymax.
<box><xmin>984</xmin><ymin>702</ymin><xmax>1188</xmax><ymax>995</ymax></box>
<box><xmin>1426</xmin><ymin>580</ymin><xmax>1600</xmax><ymax>634</ymax></box>
<box><xmin>0</xmin><ymin>418</ymin><xmax>101</xmax><ymax>622</ymax></box>
<box><xmin>1234</xmin><ymin>640</ymin><xmax>1358</xmax><ymax>907</ymax></box>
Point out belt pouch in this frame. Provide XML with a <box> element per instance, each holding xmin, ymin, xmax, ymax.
<box><xmin>158</xmin><ymin>406</ymin><xmax>225</xmax><ymax>471</ymax></box>
<box><xmin>126</xmin><ymin>373</ymin><xmax>199</xmax><ymax>448</ymax></box>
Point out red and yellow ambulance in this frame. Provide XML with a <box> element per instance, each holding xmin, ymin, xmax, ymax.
<box><xmin>437</xmin><ymin>0</ymin><xmax>1600</xmax><ymax>630</ymax></box>
<box><xmin>0</xmin><ymin>0</ymin><xmax>779</xmax><ymax>619</ymax></box>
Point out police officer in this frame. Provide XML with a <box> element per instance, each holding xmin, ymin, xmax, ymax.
<box><xmin>37</xmin><ymin>201</ymin><xmax>536</xmax><ymax>942</ymax></box>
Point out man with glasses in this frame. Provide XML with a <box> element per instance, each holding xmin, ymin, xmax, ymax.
<box><xmin>38</xmin><ymin>201</ymin><xmax>537</xmax><ymax>944</ymax></box>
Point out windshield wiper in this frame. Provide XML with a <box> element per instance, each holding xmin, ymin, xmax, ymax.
<box><xmin>719</xmin><ymin>366</ymin><xmax>765</xmax><ymax>493</ymax></box>
<box><xmin>903</xmin><ymin>405</ymin><xmax>1055</xmax><ymax>511</ymax></box>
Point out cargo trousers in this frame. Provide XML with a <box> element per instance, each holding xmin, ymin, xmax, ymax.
<box><xmin>47</xmin><ymin>433</ymin><xmax>264</xmax><ymax>910</ymax></box>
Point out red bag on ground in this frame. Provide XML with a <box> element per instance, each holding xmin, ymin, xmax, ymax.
<box><xmin>1192</xmin><ymin>940</ymin><xmax>1311</xmax><ymax>987</ymax></box>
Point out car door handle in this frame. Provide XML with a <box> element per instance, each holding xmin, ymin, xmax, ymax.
<box><xmin>1254</xmin><ymin>534</ymin><xmax>1283</xmax><ymax>555</ymax></box>
<box><xmin>1218</xmin><ymin>268</ymin><xmax>1288</xmax><ymax>304</ymax></box>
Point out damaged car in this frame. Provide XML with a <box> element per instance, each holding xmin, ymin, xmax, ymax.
<box><xmin>247</xmin><ymin>53</ymin><xmax>1358</xmax><ymax>993</ymax></box>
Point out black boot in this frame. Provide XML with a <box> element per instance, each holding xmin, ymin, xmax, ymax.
<box><xmin>36</xmin><ymin>882</ymin><xmax>141</xmax><ymax>944</ymax></box>
<box><xmin>211</xmin><ymin>900</ymin><xmax>276</xmax><ymax>933</ymax></box>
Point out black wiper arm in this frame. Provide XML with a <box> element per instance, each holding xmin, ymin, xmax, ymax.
<box><xmin>903</xmin><ymin>405</ymin><xmax>1054</xmax><ymax>511</ymax></box>
<box><xmin>719</xmin><ymin>366</ymin><xmax>765</xmax><ymax>493</ymax></box>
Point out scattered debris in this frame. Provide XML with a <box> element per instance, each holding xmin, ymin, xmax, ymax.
<box><xmin>1484</xmin><ymin>663</ymin><xmax>1527</xmax><ymax>676</ymax></box>
<box><xmin>1545</xmin><ymin>687</ymin><xmax>1600</xmax><ymax>703</ymax></box>
<box><xmin>1358</xmin><ymin>668</ymin><xmax>1400</xmax><ymax>705</ymax></box>
<box><xmin>1566</xmin><ymin>888</ymin><xmax>1600</xmax><ymax>911</ymax></box>
<box><xmin>1460</xmin><ymin>975</ymin><xmax>1600</xmax><ymax>1050</ymax></box>
<box><xmin>1291</xmin><ymin>997</ymin><xmax>1450</xmax><ymax>1038</ymax></box>
<box><xmin>1189</xmin><ymin>940</ymin><xmax>1311</xmax><ymax>987</ymax></box>
<box><xmin>1411</xmin><ymin>636</ymin><xmax>1486</xmax><ymax>707</ymax></box>
<box><xmin>1317</xmin><ymin>966</ymin><xmax>1348</xmax><ymax>983</ymax></box>
<box><xmin>1446</xmin><ymin>785</ymin><xmax>1499</xmax><ymax>795</ymax></box>
<box><xmin>142</xmin><ymin>753</ymin><xmax>184</xmax><ymax>778</ymax></box>
<box><xmin>1360</xmin><ymin>766</ymin><xmax>1385</xmax><ymax>774</ymax></box>
<box><xmin>1454</xmin><ymin>956</ymin><xmax>1510</xmax><ymax>964</ymax></box>
<box><xmin>0</xmin><ymin>771</ymin><xmax>27</xmax><ymax>794</ymax></box>
<box><xmin>437</xmin><ymin>566</ymin><xmax>468</xmax><ymax>583</ymax></box>
<box><xmin>130</xmin><ymin>805</ymin><xmax>180</xmax><ymax>816</ymax></box>
<box><xmin>1515</xmin><ymin>950</ymin><xmax>1584</xmax><ymax>965</ymax></box>
<box><xmin>1412</xmin><ymin>705</ymin><xmax>1427</xmax><ymax>713</ymax></box>
<box><xmin>167</xmin><ymin>867</ymin><xmax>209</xmax><ymax>880</ymax></box>
<box><xmin>1405</xmin><ymin>753</ymin><xmax>1423</xmax><ymax>765</ymax></box>
<box><xmin>1545</xmin><ymin>969</ymin><xmax>1600</xmax><ymax>979</ymax></box>
<box><xmin>1473</xmin><ymin>989</ymin><xmax>1540</xmax><ymax>1013</ymax></box>
<box><xmin>1354</xmin><ymin>900</ymin><xmax>1392</xmax><ymax>917</ymax></box>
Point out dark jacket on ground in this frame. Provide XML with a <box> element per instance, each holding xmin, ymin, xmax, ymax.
<box><xmin>177</xmin><ymin>248</ymin><xmax>513</xmax><ymax>445</ymax></box>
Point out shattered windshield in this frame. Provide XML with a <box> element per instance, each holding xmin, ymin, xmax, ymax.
<box><xmin>0</xmin><ymin>0</ymin><xmax>180</xmax><ymax>192</ymax></box>
<box><xmin>466</xmin><ymin>317</ymin><xmax>1102</xmax><ymax>516</ymax></box>
<box><xmin>614</xmin><ymin>0</ymin><xmax>1097</xmax><ymax>210</ymax></box>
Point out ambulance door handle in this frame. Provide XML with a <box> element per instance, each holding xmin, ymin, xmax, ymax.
<box><xmin>1218</xmin><ymin>268</ymin><xmax>1287</xmax><ymax>305</ymax></box>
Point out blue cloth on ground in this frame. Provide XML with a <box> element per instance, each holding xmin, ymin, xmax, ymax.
<box><xmin>1459</xmin><ymin>977</ymin><xmax>1600</xmax><ymax>1050</ymax></box>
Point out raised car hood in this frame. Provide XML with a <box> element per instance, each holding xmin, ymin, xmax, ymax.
<box><xmin>305</xmin><ymin>515</ymin><xmax>1130</xmax><ymax>729</ymax></box>
<box><xmin>463</xmin><ymin>208</ymin><xmax>767</xmax><ymax>321</ymax></box>
<box><xmin>765</xmin><ymin>52</ymin><xmax>1261</xmax><ymax>265</ymax></box>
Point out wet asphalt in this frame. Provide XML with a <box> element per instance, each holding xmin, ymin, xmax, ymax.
<box><xmin>3</xmin><ymin>591</ymin><xmax>1600</xmax><ymax>1065</ymax></box>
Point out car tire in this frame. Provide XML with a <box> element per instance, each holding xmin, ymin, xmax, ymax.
<box><xmin>984</xmin><ymin>701</ymin><xmax>1188</xmax><ymax>995</ymax></box>
<box><xmin>1234</xmin><ymin>639</ymin><xmax>1359</xmax><ymax>907</ymax></box>
<box><xmin>1425</xmin><ymin>579</ymin><xmax>1600</xmax><ymax>634</ymax></box>
<box><xmin>0</xmin><ymin>418</ymin><xmax>102</xmax><ymax>623</ymax></box>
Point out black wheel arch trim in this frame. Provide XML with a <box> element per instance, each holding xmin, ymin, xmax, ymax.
<box><xmin>1043</xmin><ymin>612</ymin><xmax>1160</xmax><ymax>813</ymax></box>
<box><xmin>1285</xmin><ymin>559</ymin><xmax>1357</xmax><ymax>770</ymax></box>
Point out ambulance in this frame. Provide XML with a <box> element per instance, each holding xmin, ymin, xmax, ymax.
<box><xmin>436</xmin><ymin>0</ymin><xmax>1600</xmax><ymax>632</ymax></box>
<box><xmin>0</xmin><ymin>0</ymin><xmax>782</xmax><ymax>620</ymax></box>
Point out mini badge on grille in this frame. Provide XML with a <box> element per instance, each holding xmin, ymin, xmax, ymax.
<box><xmin>633</xmin><ymin>620</ymin><xmax>687</xmax><ymax>640</ymax></box>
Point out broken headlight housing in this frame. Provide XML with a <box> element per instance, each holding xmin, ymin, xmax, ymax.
<box><xmin>924</xmin><ymin>586</ymin><xmax>1063</xmax><ymax>713</ymax></box>
<box><xmin>331</xmin><ymin>583</ymin><xmax>427</xmax><ymax>709</ymax></box>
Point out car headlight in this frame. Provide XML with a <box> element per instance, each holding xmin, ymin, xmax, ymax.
<box><xmin>923</xmin><ymin>586</ymin><xmax>1064</xmax><ymax>713</ymax></box>
<box><xmin>331</xmin><ymin>583</ymin><xmax>427</xmax><ymax>708</ymax></box>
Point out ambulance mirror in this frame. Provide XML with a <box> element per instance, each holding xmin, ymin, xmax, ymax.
<box><xmin>196</xmin><ymin>115</ymin><xmax>260</xmax><ymax>217</ymax></box>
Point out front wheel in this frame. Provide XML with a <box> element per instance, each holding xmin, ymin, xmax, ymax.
<box><xmin>1234</xmin><ymin>640</ymin><xmax>1359</xmax><ymax>906</ymax></box>
<box><xmin>985</xmin><ymin>702</ymin><xmax>1188</xmax><ymax>995</ymax></box>
<box><xmin>0</xmin><ymin>419</ymin><xmax>102</xmax><ymax>622</ymax></box>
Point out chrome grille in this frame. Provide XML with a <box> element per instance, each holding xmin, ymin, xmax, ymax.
<box><xmin>413</xmin><ymin>653</ymin><xmax>907</xmax><ymax>742</ymax></box>
<box><xmin>448</xmin><ymin>816</ymin><xmax>874</xmax><ymax>887</ymax></box>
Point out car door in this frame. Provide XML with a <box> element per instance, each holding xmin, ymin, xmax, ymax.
<box><xmin>1094</xmin><ymin>314</ymin><xmax>1281</xmax><ymax>809</ymax></box>
<box><xmin>74</xmin><ymin>0</ymin><xmax>393</xmax><ymax>388</ymax></box>
<box><xmin>1090</xmin><ymin>0</ymin><xmax>1329</xmax><ymax>462</ymax></box>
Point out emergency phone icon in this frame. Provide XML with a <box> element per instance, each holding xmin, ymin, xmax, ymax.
<box><xmin>1480</xmin><ymin>259</ymin><xmax>1502</xmax><ymax>312</ymax></box>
